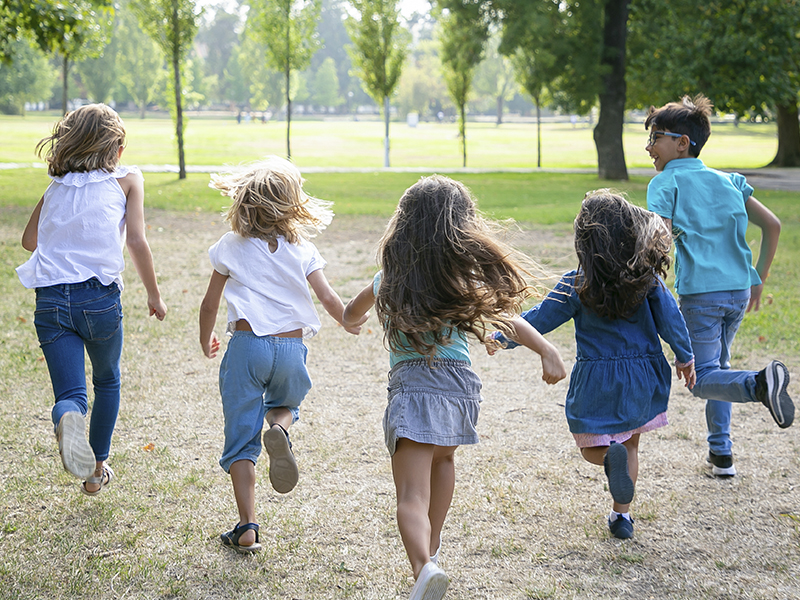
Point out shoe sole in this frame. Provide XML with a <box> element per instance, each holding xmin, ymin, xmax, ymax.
<box><xmin>605</xmin><ymin>443</ymin><xmax>634</xmax><ymax>505</ymax></box>
<box><xmin>410</xmin><ymin>565</ymin><xmax>449</xmax><ymax>600</ymax></box>
<box><xmin>56</xmin><ymin>412</ymin><xmax>96</xmax><ymax>479</ymax></box>
<box><xmin>263</xmin><ymin>426</ymin><xmax>299</xmax><ymax>494</ymax></box>
<box><xmin>707</xmin><ymin>462</ymin><xmax>737</xmax><ymax>477</ymax></box>
<box><xmin>766</xmin><ymin>361</ymin><xmax>794</xmax><ymax>428</ymax></box>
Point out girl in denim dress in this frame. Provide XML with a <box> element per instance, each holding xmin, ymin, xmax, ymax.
<box><xmin>343</xmin><ymin>175</ymin><xmax>566</xmax><ymax>600</ymax></box>
<box><xmin>199</xmin><ymin>157</ymin><xmax>365</xmax><ymax>554</ymax></box>
<box><xmin>17</xmin><ymin>104</ymin><xmax>167</xmax><ymax>496</ymax></box>
<box><xmin>494</xmin><ymin>190</ymin><xmax>696</xmax><ymax>540</ymax></box>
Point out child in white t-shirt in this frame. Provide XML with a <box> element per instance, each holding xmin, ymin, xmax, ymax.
<box><xmin>17</xmin><ymin>103</ymin><xmax>166</xmax><ymax>496</ymax></box>
<box><xmin>199</xmin><ymin>156</ymin><xmax>366</xmax><ymax>554</ymax></box>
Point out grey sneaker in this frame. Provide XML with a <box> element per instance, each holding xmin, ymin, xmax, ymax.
<box><xmin>755</xmin><ymin>361</ymin><xmax>794</xmax><ymax>428</ymax></box>
<box><xmin>56</xmin><ymin>412</ymin><xmax>96</xmax><ymax>479</ymax></box>
<box><xmin>263</xmin><ymin>423</ymin><xmax>299</xmax><ymax>494</ymax></box>
<box><xmin>706</xmin><ymin>451</ymin><xmax>736</xmax><ymax>477</ymax></box>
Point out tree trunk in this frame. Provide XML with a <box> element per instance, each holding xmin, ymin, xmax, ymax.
<box><xmin>496</xmin><ymin>94</ymin><xmax>503</xmax><ymax>126</ymax></box>
<box><xmin>62</xmin><ymin>55</ymin><xmax>69</xmax><ymax>116</ymax></box>
<box><xmin>384</xmin><ymin>95</ymin><xmax>390</xmax><ymax>168</ymax></box>
<box><xmin>768</xmin><ymin>102</ymin><xmax>800</xmax><ymax>167</ymax></box>
<box><xmin>286</xmin><ymin>64</ymin><xmax>292</xmax><ymax>160</ymax></box>
<box><xmin>460</xmin><ymin>101</ymin><xmax>467</xmax><ymax>167</ymax></box>
<box><xmin>593</xmin><ymin>0</ymin><xmax>630</xmax><ymax>180</ymax></box>
<box><xmin>535</xmin><ymin>96</ymin><xmax>541</xmax><ymax>168</ymax></box>
<box><xmin>173</xmin><ymin>53</ymin><xmax>185</xmax><ymax>179</ymax></box>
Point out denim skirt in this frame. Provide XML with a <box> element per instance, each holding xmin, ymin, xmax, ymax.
<box><xmin>383</xmin><ymin>358</ymin><xmax>482</xmax><ymax>455</ymax></box>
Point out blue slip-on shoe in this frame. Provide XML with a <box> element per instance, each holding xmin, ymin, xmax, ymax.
<box><xmin>608</xmin><ymin>514</ymin><xmax>634</xmax><ymax>539</ymax></box>
<box><xmin>603</xmin><ymin>442</ymin><xmax>634</xmax><ymax>505</ymax></box>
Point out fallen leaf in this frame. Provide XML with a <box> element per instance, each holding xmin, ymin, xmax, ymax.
<box><xmin>142</xmin><ymin>443</ymin><xmax>155</xmax><ymax>452</ymax></box>
<box><xmin>758</xmin><ymin>336</ymin><xmax>767</xmax><ymax>343</ymax></box>
<box><xmin>17</xmin><ymin>316</ymin><xmax>27</xmax><ymax>323</ymax></box>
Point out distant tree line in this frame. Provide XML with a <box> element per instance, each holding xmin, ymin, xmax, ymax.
<box><xmin>2</xmin><ymin>0</ymin><xmax>799</xmax><ymax>177</ymax></box>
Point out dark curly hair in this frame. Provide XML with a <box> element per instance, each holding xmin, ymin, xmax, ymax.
<box><xmin>574</xmin><ymin>190</ymin><xmax>672</xmax><ymax>320</ymax></box>
<box><xmin>376</xmin><ymin>175</ymin><xmax>536</xmax><ymax>358</ymax></box>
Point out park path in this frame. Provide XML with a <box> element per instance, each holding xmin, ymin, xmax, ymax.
<box><xmin>3</xmin><ymin>163</ymin><xmax>800</xmax><ymax>191</ymax></box>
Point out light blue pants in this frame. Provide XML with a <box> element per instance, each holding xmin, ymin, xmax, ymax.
<box><xmin>679</xmin><ymin>289</ymin><xmax>757</xmax><ymax>455</ymax></box>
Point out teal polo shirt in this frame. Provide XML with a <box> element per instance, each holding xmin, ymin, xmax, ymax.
<box><xmin>647</xmin><ymin>158</ymin><xmax>760</xmax><ymax>296</ymax></box>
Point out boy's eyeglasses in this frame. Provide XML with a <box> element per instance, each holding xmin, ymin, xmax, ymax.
<box><xmin>648</xmin><ymin>131</ymin><xmax>697</xmax><ymax>147</ymax></box>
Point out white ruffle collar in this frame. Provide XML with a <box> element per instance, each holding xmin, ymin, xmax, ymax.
<box><xmin>51</xmin><ymin>165</ymin><xmax>141</xmax><ymax>187</ymax></box>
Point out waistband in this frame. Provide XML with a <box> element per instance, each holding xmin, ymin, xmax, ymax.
<box><xmin>36</xmin><ymin>278</ymin><xmax>118</xmax><ymax>292</ymax></box>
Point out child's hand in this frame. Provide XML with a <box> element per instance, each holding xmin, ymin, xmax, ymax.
<box><xmin>676</xmin><ymin>362</ymin><xmax>696</xmax><ymax>389</ymax></box>
<box><xmin>149</xmin><ymin>296</ymin><xmax>167</xmax><ymax>321</ymax></box>
<box><xmin>485</xmin><ymin>331</ymin><xmax>501</xmax><ymax>356</ymax></box>
<box><xmin>540</xmin><ymin>346</ymin><xmax>567</xmax><ymax>385</ymax></box>
<box><xmin>343</xmin><ymin>312</ymin><xmax>369</xmax><ymax>335</ymax></box>
<box><xmin>202</xmin><ymin>332</ymin><xmax>221</xmax><ymax>359</ymax></box>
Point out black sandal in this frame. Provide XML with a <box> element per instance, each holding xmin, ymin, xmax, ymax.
<box><xmin>220</xmin><ymin>522</ymin><xmax>262</xmax><ymax>554</ymax></box>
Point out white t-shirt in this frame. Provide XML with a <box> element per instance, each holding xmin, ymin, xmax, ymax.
<box><xmin>208</xmin><ymin>231</ymin><xmax>326</xmax><ymax>338</ymax></box>
<box><xmin>16</xmin><ymin>166</ymin><xmax>138</xmax><ymax>290</ymax></box>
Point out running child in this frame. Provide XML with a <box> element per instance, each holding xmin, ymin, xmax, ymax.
<box><xmin>343</xmin><ymin>175</ymin><xmax>566</xmax><ymax>599</ymax></box>
<box><xmin>492</xmin><ymin>190</ymin><xmax>695</xmax><ymax>539</ymax></box>
<box><xmin>17</xmin><ymin>103</ymin><xmax>167</xmax><ymax>496</ymax></box>
<box><xmin>645</xmin><ymin>94</ymin><xmax>793</xmax><ymax>478</ymax></box>
<box><xmin>199</xmin><ymin>156</ymin><xmax>365</xmax><ymax>554</ymax></box>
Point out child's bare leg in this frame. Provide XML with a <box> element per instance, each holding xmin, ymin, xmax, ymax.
<box><xmin>230</xmin><ymin>459</ymin><xmax>257</xmax><ymax>546</ymax></box>
<box><xmin>266</xmin><ymin>407</ymin><xmax>293</xmax><ymax>431</ymax></box>
<box><xmin>428</xmin><ymin>446</ymin><xmax>457</xmax><ymax>557</ymax></box>
<box><xmin>392</xmin><ymin>439</ymin><xmax>436</xmax><ymax>579</ymax></box>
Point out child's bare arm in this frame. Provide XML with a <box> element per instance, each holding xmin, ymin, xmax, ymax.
<box><xmin>505</xmin><ymin>317</ymin><xmax>567</xmax><ymax>385</ymax></box>
<box><xmin>122</xmin><ymin>172</ymin><xmax>167</xmax><ymax>320</ymax></box>
<box><xmin>745</xmin><ymin>196</ymin><xmax>781</xmax><ymax>312</ymax></box>
<box><xmin>199</xmin><ymin>270</ymin><xmax>227</xmax><ymax>358</ymax></box>
<box><xmin>307</xmin><ymin>269</ymin><xmax>365</xmax><ymax>334</ymax></box>
<box><xmin>21</xmin><ymin>197</ymin><xmax>43</xmax><ymax>252</ymax></box>
<box><xmin>343</xmin><ymin>282</ymin><xmax>375</xmax><ymax>329</ymax></box>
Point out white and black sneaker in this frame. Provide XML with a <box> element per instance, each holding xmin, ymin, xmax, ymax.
<box><xmin>706</xmin><ymin>451</ymin><xmax>736</xmax><ymax>477</ymax></box>
<box><xmin>755</xmin><ymin>360</ymin><xmax>794</xmax><ymax>429</ymax></box>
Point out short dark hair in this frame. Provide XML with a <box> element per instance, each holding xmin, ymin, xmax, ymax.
<box><xmin>644</xmin><ymin>94</ymin><xmax>713</xmax><ymax>157</ymax></box>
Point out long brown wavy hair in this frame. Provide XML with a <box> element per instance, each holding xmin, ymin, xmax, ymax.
<box><xmin>376</xmin><ymin>175</ymin><xmax>535</xmax><ymax>358</ymax></box>
<box><xmin>574</xmin><ymin>190</ymin><xmax>671</xmax><ymax>320</ymax></box>
<box><xmin>36</xmin><ymin>103</ymin><xmax>126</xmax><ymax>177</ymax></box>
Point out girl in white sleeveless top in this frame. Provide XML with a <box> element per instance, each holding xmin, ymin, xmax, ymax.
<box><xmin>199</xmin><ymin>156</ymin><xmax>366</xmax><ymax>553</ymax></box>
<box><xmin>17</xmin><ymin>104</ymin><xmax>167</xmax><ymax>496</ymax></box>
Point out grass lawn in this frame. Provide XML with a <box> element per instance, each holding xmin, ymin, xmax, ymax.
<box><xmin>0</xmin><ymin>113</ymin><xmax>780</xmax><ymax>170</ymax></box>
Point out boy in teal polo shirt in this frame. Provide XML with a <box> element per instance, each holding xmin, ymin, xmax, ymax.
<box><xmin>645</xmin><ymin>94</ymin><xmax>793</xmax><ymax>477</ymax></box>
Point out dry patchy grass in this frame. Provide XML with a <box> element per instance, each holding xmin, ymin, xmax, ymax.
<box><xmin>0</xmin><ymin>209</ymin><xmax>798</xmax><ymax>600</ymax></box>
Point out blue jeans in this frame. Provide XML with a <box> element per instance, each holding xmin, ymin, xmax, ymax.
<box><xmin>34</xmin><ymin>279</ymin><xmax>123</xmax><ymax>462</ymax></box>
<box><xmin>679</xmin><ymin>289</ymin><xmax>757</xmax><ymax>455</ymax></box>
<box><xmin>218</xmin><ymin>332</ymin><xmax>311</xmax><ymax>473</ymax></box>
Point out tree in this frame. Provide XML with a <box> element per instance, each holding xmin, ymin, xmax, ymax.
<box><xmin>76</xmin><ymin>18</ymin><xmax>119</xmax><ymax>104</ymax></box>
<box><xmin>397</xmin><ymin>38</ymin><xmax>447</xmax><ymax>118</ymax></box>
<box><xmin>238</xmin><ymin>33</ymin><xmax>286</xmax><ymax>113</ymax></box>
<box><xmin>196</xmin><ymin>3</ymin><xmax>242</xmax><ymax>104</ymax></box>
<box><xmin>312</xmin><ymin>57</ymin><xmax>343</xmax><ymax>110</ymax></box>
<box><xmin>116</xmin><ymin>4</ymin><xmax>165</xmax><ymax>118</ymax></box>
<box><xmin>131</xmin><ymin>0</ymin><xmax>200</xmax><ymax>179</ymax></box>
<box><xmin>0</xmin><ymin>36</ymin><xmax>56</xmax><ymax>115</ymax></box>
<box><xmin>1</xmin><ymin>0</ymin><xmax>114</xmax><ymax>114</ymax></box>
<box><xmin>248</xmin><ymin>0</ymin><xmax>321</xmax><ymax>160</ymax></box>
<box><xmin>346</xmin><ymin>0</ymin><xmax>409</xmax><ymax>167</ymax></box>
<box><xmin>627</xmin><ymin>0</ymin><xmax>800</xmax><ymax>167</ymax></box>
<box><xmin>472</xmin><ymin>31</ymin><xmax>517</xmax><ymax>125</ymax></box>
<box><xmin>438</xmin><ymin>4</ymin><xmax>489</xmax><ymax>167</ymax></box>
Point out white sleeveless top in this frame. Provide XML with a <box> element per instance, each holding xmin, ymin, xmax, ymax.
<box><xmin>16</xmin><ymin>166</ymin><xmax>138</xmax><ymax>290</ymax></box>
<box><xmin>208</xmin><ymin>231</ymin><xmax>326</xmax><ymax>338</ymax></box>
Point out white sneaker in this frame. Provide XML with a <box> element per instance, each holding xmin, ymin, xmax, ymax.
<box><xmin>409</xmin><ymin>562</ymin><xmax>448</xmax><ymax>600</ymax></box>
<box><xmin>56</xmin><ymin>412</ymin><xmax>96</xmax><ymax>479</ymax></box>
<box><xmin>430</xmin><ymin>535</ymin><xmax>442</xmax><ymax>565</ymax></box>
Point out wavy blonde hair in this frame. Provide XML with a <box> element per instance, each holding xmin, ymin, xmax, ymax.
<box><xmin>377</xmin><ymin>175</ymin><xmax>539</xmax><ymax>358</ymax></box>
<box><xmin>210</xmin><ymin>156</ymin><xmax>333</xmax><ymax>244</ymax></box>
<box><xmin>36</xmin><ymin>103</ymin><xmax>126</xmax><ymax>177</ymax></box>
<box><xmin>574</xmin><ymin>189</ymin><xmax>672</xmax><ymax>320</ymax></box>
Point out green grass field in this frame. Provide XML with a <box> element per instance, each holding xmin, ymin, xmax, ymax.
<box><xmin>0</xmin><ymin>113</ymin><xmax>780</xmax><ymax>170</ymax></box>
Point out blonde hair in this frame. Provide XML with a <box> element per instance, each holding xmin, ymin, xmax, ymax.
<box><xmin>210</xmin><ymin>156</ymin><xmax>333</xmax><ymax>244</ymax></box>
<box><xmin>36</xmin><ymin>103</ymin><xmax>126</xmax><ymax>177</ymax></box>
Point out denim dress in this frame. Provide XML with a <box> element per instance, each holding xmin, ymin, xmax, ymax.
<box><xmin>502</xmin><ymin>271</ymin><xmax>694</xmax><ymax>435</ymax></box>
